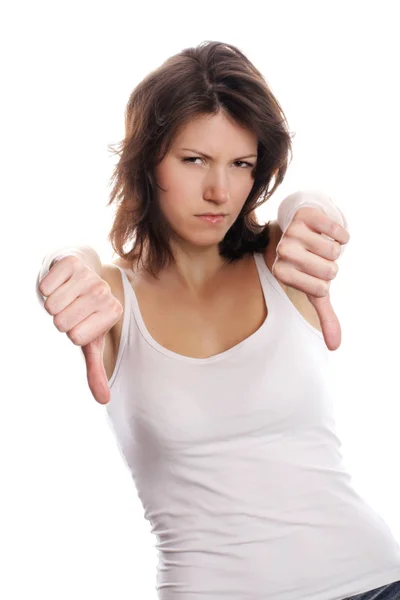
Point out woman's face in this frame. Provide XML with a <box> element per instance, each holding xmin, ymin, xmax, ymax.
<box><xmin>154</xmin><ymin>111</ymin><xmax>258</xmax><ymax>248</ymax></box>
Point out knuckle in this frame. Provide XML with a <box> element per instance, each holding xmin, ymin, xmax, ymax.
<box><xmin>91</xmin><ymin>280</ymin><xmax>109</xmax><ymax>299</ymax></box>
<box><xmin>317</xmin><ymin>281</ymin><xmax>330</xmax><ymax>297</ymax></box>
<box><xmin>53</xmin><ymin>315</ymin><xmax>66</xmax><ymax>332</ymax></box>
<box><xmin>331</xmin><ymin>242</ymin><xmax>341</xmax><ymax>260</ymax></box>
<box><xmin>80</xmin><ymin>266</ymin><xmax>94</xmax><ymax>281</ymax></box>
<box><xmin>328</xmin><ymin>220</ymin><xmax>340</xmax><ymax>238</ymax></box>
<box><xmin>84</xmin><ymin>263</ymin><xmax>100</xmax><ymax>278</ymax></box>
<box><xmin>273</xmin><ymin>262</ymin><xmax>290</xmax><ymax>286</ymax></box>
<box><xmin>44</xmin><ymin>298</ymin><xmax>55</xmax><ymax>315</ymax></box>
<box><xmin>272</xmin><ymin>260</ymin><xmax>283</xmax><ymax>279</ymax></box>
<box><xmin>68</xmin><ymin>255</ymin><xmax>83</xmax><ymax>269</ymax></box>
<box><xmin>326</xmin><ymin>263</ymin><xmax>338</xmax><ymax>280</ymax></box>
<box><xmin>39</xmin><ymin>282</ymin><xmax>48</xmax><ymax>297</ymax></box>
<box><xmin>276</xmin><ymin>241</ymin><xmax>289</xmax><ymax>260</ymax></box>
<box><xmin>292</xmin><ymin>207</ymin><xmax>307</xmax><ymax>222</ymax></box>
<box><xmin>113</xmin><ymin>300</ymin><xmax>123</xmax><ymax>318</ymax></box>
<box><xmin>285</xmin><ymin>217</ymin><xmax>297</xmax><ymax>232</ymax></box>
<box><xmin>68</xmin><ymin>329</ymin><xmax>82</xmax><ymax>346</ymax></box>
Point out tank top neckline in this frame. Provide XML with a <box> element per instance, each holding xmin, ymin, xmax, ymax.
<box><xmin>121</xmin><ymin>251</ymin><xmax>280</xmax><ymax>365</ymax></box>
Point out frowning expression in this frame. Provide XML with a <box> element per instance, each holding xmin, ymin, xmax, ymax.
<box><xmin>155</xmin><ymin>110</ymin><xmax>258</xmax><ymax>247</ymax></box>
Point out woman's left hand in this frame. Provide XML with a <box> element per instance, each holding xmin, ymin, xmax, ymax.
<box><xmin>272</xmin><ymin>206</ymin><xmax>350</xmax><ymax>351</ymax></box>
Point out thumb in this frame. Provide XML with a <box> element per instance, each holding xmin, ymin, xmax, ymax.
<box><xmin>307</xmin><ymin>292</ymin><xmax>342</xmax><ymax>351</ymax></box>
<box><xmin>81</xmin><ymin>335</ymin><xmax>110</xmax><ymax>405</ymax></box>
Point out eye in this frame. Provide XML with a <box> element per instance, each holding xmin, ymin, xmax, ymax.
<box><xmin>233</xmin><ymin>160</ymin><xmax>254</xmax><ymax>168</ymax></box>
<box><xmin>182</xmin><ymin>157</ymin><xmax>255</xmax><ymax>168</ymax></box>
<box><xmin>183</xmin><ymin>157</ymin><xmax>203</xmax><ymax>165</ymax></box>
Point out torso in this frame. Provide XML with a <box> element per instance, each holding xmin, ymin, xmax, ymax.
<box><xmin>101</xmin><ymin>223</ymin><xmax>322</xmax><ymax>380</ymax></box>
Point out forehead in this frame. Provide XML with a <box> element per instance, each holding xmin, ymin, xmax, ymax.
<box><xmin>172</xmin><ymin>111</ymin><xmax>257</xmax><ymax>152</ymax></box>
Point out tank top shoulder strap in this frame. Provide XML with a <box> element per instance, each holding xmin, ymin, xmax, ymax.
<box><xmin>112</xmin><ymin>264</ymin><xmax>134</xmax><ymax>345</ymax></box>
<box><xmin>113</xmin><ymin>264</ymin><xmax>134</xmax><ymax>310</ymax></box>
<box><xmin>252</xmin><ymin>251</ymin><xmax>291</xmax><ymax>304</ymax></box>
<box><xmin>253</xmin><ymin>251</ymin><xmax>325</xmax><ymax>341</ymax></box>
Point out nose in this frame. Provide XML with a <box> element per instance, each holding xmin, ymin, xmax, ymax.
<box><xmin>203</xmin><ymin>168</ymin><xmax>230</xmax><ymax>205</ymax></box>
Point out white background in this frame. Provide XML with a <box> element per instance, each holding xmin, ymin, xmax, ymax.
<box><xmin>1</xmin><ymin>1</ymin><xmax>399</xmax><ymax>598</ymax></box>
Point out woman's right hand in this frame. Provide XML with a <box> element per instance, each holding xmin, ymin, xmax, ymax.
<box><xmin>38</xmin><ymin>255</ymin><xmax>123</xmax><ymax>405</ymax></box>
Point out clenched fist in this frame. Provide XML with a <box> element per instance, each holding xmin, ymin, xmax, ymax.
<box><xmin>38</xmin><ymin>255</ymin><xmax>123</xmax><ymax>405</ymax></box>
<box><xmin>272</xmin><ymin>207</ymin><xmax>350</xmax><ymax>351</ymax></box>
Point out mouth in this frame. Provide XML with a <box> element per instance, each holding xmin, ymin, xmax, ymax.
<box><xmin>196</xmin><ymin>213</ymin><xmax>227</xmax><ymax>217</ymax></box>
<box><xmin>196</xmin><ymin>214</ymin><xmax>226</xmax><ymax>224</ymax></box>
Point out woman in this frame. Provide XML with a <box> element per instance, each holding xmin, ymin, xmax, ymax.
<box><xmin>39</xmin><ymin>41</ymin><xmax>400</xmax><ymax>599</ymax></box>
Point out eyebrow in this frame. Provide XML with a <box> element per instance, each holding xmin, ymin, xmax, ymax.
<box><xmin>180</xmin><ymin>148</ymin><xmax>257</xmax><ymax>160</ymax></box>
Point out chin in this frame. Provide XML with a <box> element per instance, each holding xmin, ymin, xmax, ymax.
<box><xmin>175</xmin><ymin>230</ymin><xmax>226</xmax><ymax>249</ymax></box>
<box><xmin>192</xmin><ymin>229</ymin><xmax>228</xmax><ymax>245</ymax></box>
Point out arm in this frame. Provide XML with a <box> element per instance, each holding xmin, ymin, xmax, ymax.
<box><xmin>271</xmin><ymin>190</ymin><xmax>350</xmax><ymax>351</ymax></box>
<box><xmin>36</xmin><ymin>244</ymin><xmax>121</xmax><ymax>404</ymax></box>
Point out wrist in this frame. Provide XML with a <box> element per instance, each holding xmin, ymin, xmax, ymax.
<box><xmin>277</xmin><ymin>190</ymin><xmax>348</xmax><ymax>234</ymax></box>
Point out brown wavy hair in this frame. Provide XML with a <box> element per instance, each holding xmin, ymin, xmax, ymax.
<box><xmin>107</xmin><ymin>41</ymin><xmax>294</xmax><ymax>277</ymax></box>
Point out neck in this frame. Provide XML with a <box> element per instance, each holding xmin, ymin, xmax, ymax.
<box><xmin>164</xmin><ymin>241</ymin><xmax>231</xmax><ymax>296</ymax></box>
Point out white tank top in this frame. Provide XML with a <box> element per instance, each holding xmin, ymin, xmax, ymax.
<box><xmin>105</xmin><ymin>251</ymin><xmax>400</xmax><ymax>600</ymax></box>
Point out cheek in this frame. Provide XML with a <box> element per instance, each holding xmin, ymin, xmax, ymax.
<box><xmin>157</xmin><ymin>188</ymin><xmax>189</xmax><ymax>233</ymax></box>
<box><xmin>241</xmin><ymin>174</ymin><xmax>255</xmax><ymax>196</ymax></box>
<box><xmin>157</xmin><ymin>168</ymin><xmax>195</xmax><ymax>215</ymax></box>
<box><xmin>232</xmin><ymin>177</ymin><xmax>254</xmax><ymax>211</ymax></box>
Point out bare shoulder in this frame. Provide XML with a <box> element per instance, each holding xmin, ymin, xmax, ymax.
<box><xmin>100</xmin><ymin>259</ymin><xmax>127</xmax><ymax>305</ymax></box>
<box><xmin>264</xmin><ymin>220</ymin><xmax>322</xmax><ymax>333</ymax></box>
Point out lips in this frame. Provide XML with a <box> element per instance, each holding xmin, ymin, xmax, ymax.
<box><xmin>196</xmin><ymin>214</ymin><xmax>226</xmax><ymax>224</ymax></box>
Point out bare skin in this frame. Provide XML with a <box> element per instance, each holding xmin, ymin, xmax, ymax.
<box><xmin>100</xmin><ymin>110</ymin><xmax>322</xmax><ymax>379</ymax></box>
<box><xmin>101</xmin><ymin>220</ymin><xmax>322</xmax><ymax>380</ymax></box>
